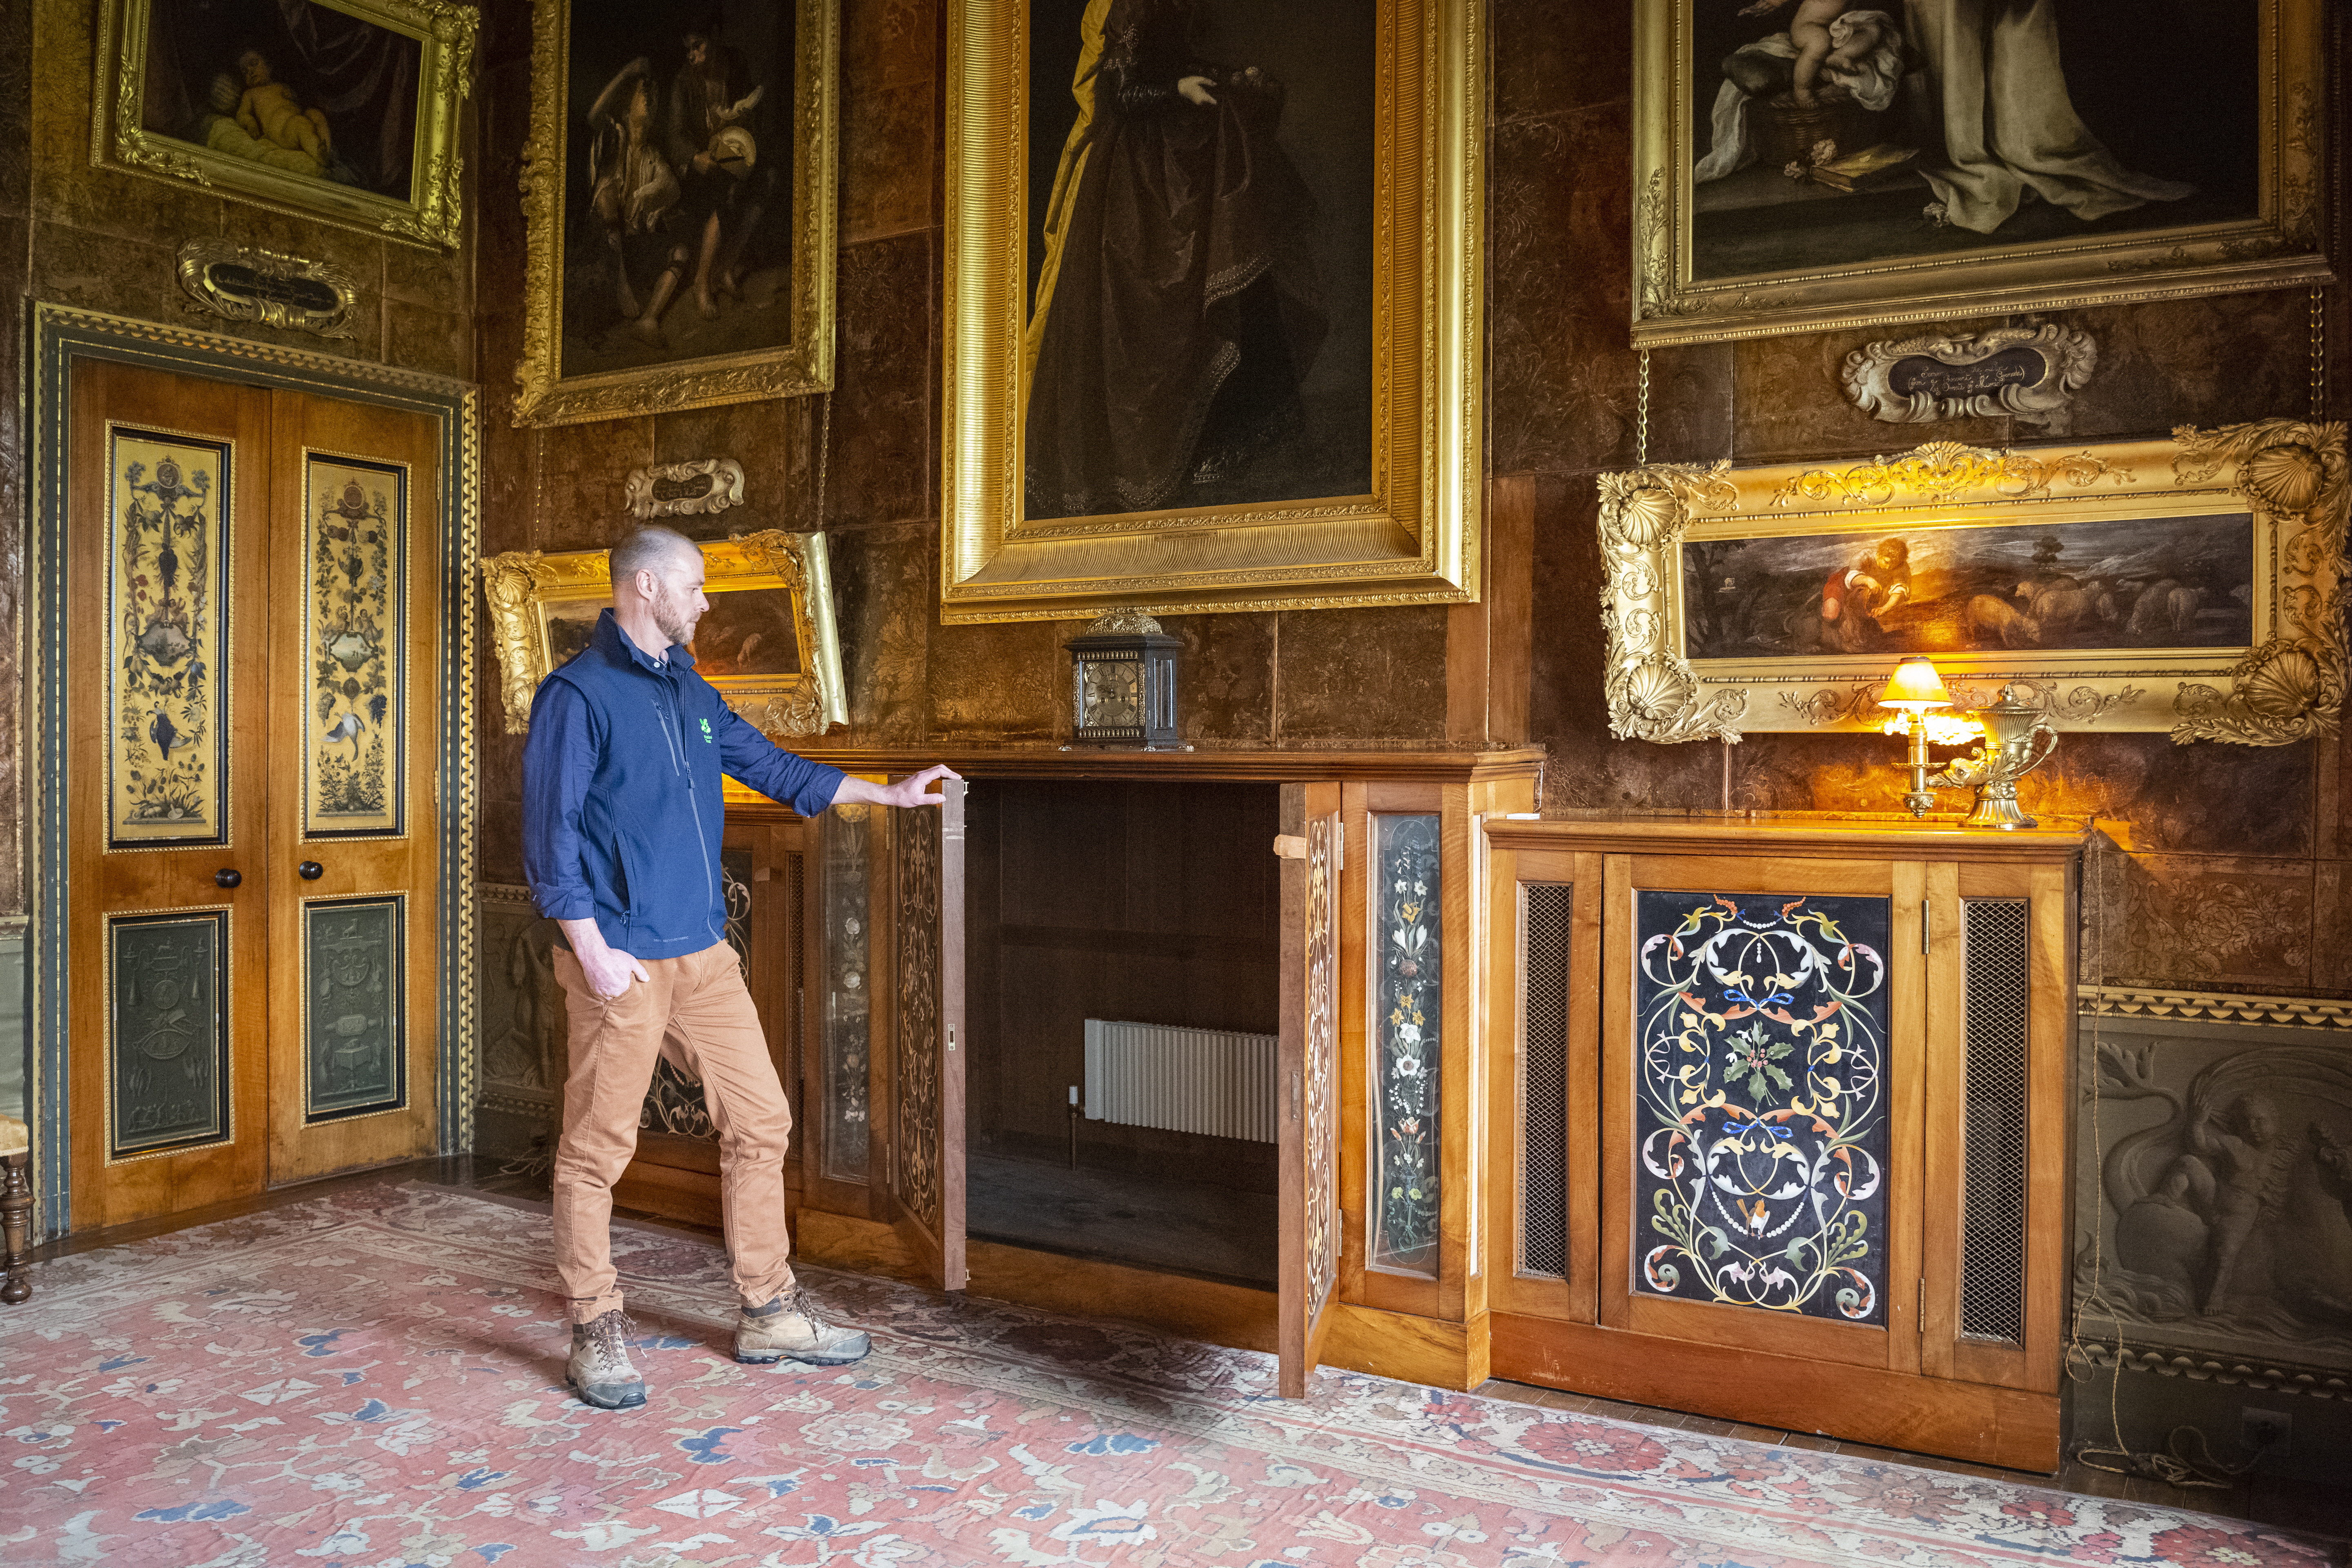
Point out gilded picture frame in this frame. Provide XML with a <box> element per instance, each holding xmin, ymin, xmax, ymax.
<box><xmin>1631</xmin><ymin>0</ymin><xmax>2332</xmax><ymax>346</ymax></box>
<box><xmin>511</xmin><ymin>0</ymin><xmax>838</xmax><ymax>427</ymax></box>
<box><xmin>938</xmin><ymin>0</ymin><xmax>1483</xmax><ymax>623</ymax></box>
<box><xmin>92</xmin><ymin>0</ymin><xmax>476</xmax><ymax>251</ymax></box>
<box><xmin>1599</xmin><ymin>421</ymin><xmax>2349</xmax><ymax>744</ymax></box>
<box><xmin>481</xmin><ymin>529</ymin><xmax>848</xmax><ymax>739</ymax></box>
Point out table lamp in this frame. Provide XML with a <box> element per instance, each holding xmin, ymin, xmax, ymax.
<box><xmin>1879</xmin><ymin>657</ymin><xmax>1951</xmax><ymax>818</ymax></box>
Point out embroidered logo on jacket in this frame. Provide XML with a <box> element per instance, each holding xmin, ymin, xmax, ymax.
<box><xmin>699</xmin><ymin>717</ymin><xmax>714</xmax><ymax>743</ymax></box>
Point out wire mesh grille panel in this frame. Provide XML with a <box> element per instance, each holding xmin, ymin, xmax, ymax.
<box><xmin>1519</xmin><ymin>883</ymin><xmax>1572</xmax><ymax>1278</ymax></box>
<box><xmin>1962</xmin><ymin>898</ymin><xmax>2031</xmax><ymax>1344</ymax></box>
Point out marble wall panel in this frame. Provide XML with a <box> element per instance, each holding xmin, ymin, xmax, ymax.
<box><xmin>0</xmin><ymin>0</ymin><xmax>30</xmax><ymax>221</ymax></box>
<box><xmin>1731</xmin><ymin>294</ymin><xmax>2321</xmax><ymax>469</ymax></box>
<box><xmin>826</xmin><ymin>522</ymin><xmax>933</xmax><ymax>745</ymax></box>
<box><xmin>654</xmin><ymin>400</ymin><xmax>802</xmax><ymax>532</ymax></box>
<box><xmin>1488</xmin><ymin>104</ymin><xmax>1635</xmax><ymax>479</ymax></box>
<box><xmin>2313</xmin><ymin>862</ymin><xmax>2352</xmax><ymax>997</ymax></box>
<box><xmin>0</xmin><ymin>207</ymin><xmax>25</xmax><ymax>915</ymax></box>
<box><xmin>826</xmin><ymin>234</ymin><xmax>935</xmax><ymax>530</ymax></box>
<box><xmin>2109</xmin><ymin>854</ymin><xmax>2314</xmax><ymax>992</ymax></box>
<box><xmin>1162</xmin><ymin>613</ymin><xmax>1276</xmax><ymax>746</ymax></box>
<box><xmin>1274</xmin><ymin>606</ymin><xmax>1448</xmax><ymax>742</ymax></box>
<box><xmin>929</xmin><ymin>615</ymin><xmax>1059</xmax><ymax>742</ymax></box>
<box><xmin>535</xmin><ymin>418</ymin><xmax>655</xmax><ymax>550</ymax></box>
<box><xmin>385</xmin><ymin>302</ymin><xmax>470</xmax><ymax>383</ymax></box>
<box><xmin>1492</xmin><ymin>0</ymin><xmax>1627</xmax><ymax>122</ymax></box>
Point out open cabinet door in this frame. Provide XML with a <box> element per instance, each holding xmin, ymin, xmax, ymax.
<box><xmin>1277</xmin><ymin>782</ymin><xmax>1343</xmax><ymax>1397</ymax></box>
<box><xmin>886</xmin><ymin>778</ymin><xmax>967</xmax><ymax>1290</ymax></box>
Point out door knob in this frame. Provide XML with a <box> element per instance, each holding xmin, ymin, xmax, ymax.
<box><xmin>214</xmin><ymin>868</ymin><xmax>241</xmax><ymax>889</ymax></box>
<box><xmin>298</xmin><ymin>861</ymin><xmax>325</xmax><ymax>881</ymax></box>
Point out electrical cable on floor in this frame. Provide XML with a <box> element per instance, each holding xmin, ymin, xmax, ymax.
<box><xmin>2060</xmin><ymin>832</ymin><xmax>2250</xmax><ymax>1493</ymax></box>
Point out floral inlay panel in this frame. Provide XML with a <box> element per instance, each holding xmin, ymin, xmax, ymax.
<box><xmin>107</xmin><ymin>430</ymin><xmax>229</xmax><ymax>848</ymax></box>
<box><xmin>303</xmin><ymin>896</ymin><xmax>405</xmax><ymax>1121</ymax></box>
<box><xmin>1371</xmin><ymin>814</ymin><xmax>1441</xmax><ymax>1275</ymax></box>
<box><xmin>1634</xmin><ymin>890</ymin><xmax>1891</xmax><ymax>1324</ymax></box>
<box><xmin>822</xmin><ymin>807</ymin><xmax>873</xmax><ymax>1182</ymax></box>
<box><xmin>304</xmin><ymin>456</ymin><xmax>406</xmax><ymax>837</ymax></box>
<box><xmin>108</xmin><ymin>909</ymin><xmax>230</xmax><ymax>1158</ymax></box>
<box><xmin>1305</xmin><ymin>811</ymin><xmax>1340</xmax><ymax>1321</ymax></box>
<box><xmin>893</xmin><ymin>808</ymin><xmax>944</xmax><ymax>1232</ymax></box>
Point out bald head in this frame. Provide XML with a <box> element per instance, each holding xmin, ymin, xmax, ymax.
<box><xmin>610</xmin><ymin>526</ymin><xmax>700</xmax><ymax>595</ymax></box>
<box><xmin>608</xmin><ymin>526</ymin><xmax>708</xmax><ymax>654</ymax></box>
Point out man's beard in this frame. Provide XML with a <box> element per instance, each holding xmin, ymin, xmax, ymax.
<box><xmin>654</xmin><ymin>592</ymin><xmax>698</xmax><ymax>650</ymax></box>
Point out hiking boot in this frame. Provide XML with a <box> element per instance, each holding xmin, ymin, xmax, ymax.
<box><xmin>567</xmin><ymin>1309</ymin><xmax>647</xmax><ymax>1409</ymax></box>
<box><xmin>733</xmin><ymin>1285</ymin><xmax>871</xmax><ymax>1366</ymax></box>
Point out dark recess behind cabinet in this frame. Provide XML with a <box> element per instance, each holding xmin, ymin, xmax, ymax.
<box><xmin>965</xmin><ymin>780</ymin><xmax>1282</xmax><ymax>1194</ymax></box>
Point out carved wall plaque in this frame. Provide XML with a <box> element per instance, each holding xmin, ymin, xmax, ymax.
<box><xmin>624</xmin><ymin>459</ymin><xmax>747</xmax><ymax>520</ymax></box>
<box><xmin>175</xmin><ymin>241</ymin><xmax>361</xmax><ymax>340</ymax></box>
<box><xmin>2077</xmin><ymin>1020</ymin><xmax>2352</xmax><ymax>1391</ymax></box>
<box><xmin>1841</xmin><ymin>321</ymin><xmax>2096</xmax><ymax>433</ymax></box>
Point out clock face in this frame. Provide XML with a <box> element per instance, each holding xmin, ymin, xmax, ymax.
<box><xmin>1080</xmin><ymin>658</ymin><xmax>1143</xmax><ymax>728</ymax></box>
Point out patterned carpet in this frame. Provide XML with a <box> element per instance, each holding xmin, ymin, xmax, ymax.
<box><xmin>0</xmin><ymin>1182</ymin><xmax>2337</xmax><ymax>1568</ymax></box>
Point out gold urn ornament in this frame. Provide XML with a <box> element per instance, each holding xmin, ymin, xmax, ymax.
<box><xmin>1933</xmin><ymin>684</ymin><xmax>2059</xmax><ymax>830</ymax></box>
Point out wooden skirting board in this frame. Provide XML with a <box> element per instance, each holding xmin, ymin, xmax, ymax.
<box><xmin>791</xmin><ymin>1205</ymin><xmax>1497</xmax><ymax>1388</ymax></box>
<box><xmin>1491</xmin><ymin>1313</ymin><xmax>2060</xmax><ymax>1474</ymax></box>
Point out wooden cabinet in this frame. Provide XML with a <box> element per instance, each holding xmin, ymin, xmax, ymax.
<box><xmin>1482</xmin><ymin>819</ymin><xmax>2080</xmax><ymax>1471</ymax></box>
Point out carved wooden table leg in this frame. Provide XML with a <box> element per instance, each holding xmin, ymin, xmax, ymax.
<box><xmin>0</xmin><ymin>1152</ymin><xmax>31</xmax><ymax>1305</ymax></box>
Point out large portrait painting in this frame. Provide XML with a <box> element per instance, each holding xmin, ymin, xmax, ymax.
<box><xmin>480</xmin><ymin>529</ymin><xmax>847</xmax><ymax>742</ymax></box>
<box><xmin>941</xmin><ymin>0</ymin><xmax>1482</xmax><ymax>621</ymax></box>
<box><xmin>94</xmin><ymin>0</ymin><xmax>475</xmax><ymax>249</ymax></box>
<box><xmin>1598</xmin><ymin>422</ymin><xmax>2349</xmax><ymax>742</ymax></box>
<box><xmin>513</xmin><ymin>0</ymin><xmax>837</xmax><ymax>425</ymax></box>
<box><xmin>1632</xmin><ymin>0</ymin><xmax>2331</xmax><ymax>344</ymax></box>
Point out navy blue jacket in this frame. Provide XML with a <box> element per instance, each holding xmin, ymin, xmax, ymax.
<box><xmin>522</xmin><ymin>609</ymin><xmax>845</xmax><ymax>958</ymax></box>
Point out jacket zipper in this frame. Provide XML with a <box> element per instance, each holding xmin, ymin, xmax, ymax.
<box><xmin>652</xmin><ymin>669</ymin><xmax>723</xmax><ymax>944</ymax></box>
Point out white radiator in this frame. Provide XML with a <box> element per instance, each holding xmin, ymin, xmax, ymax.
<box><xmin>1082</xmin><ymin>1020</ymin><xmax>1279</xmax><ymax>1144</ymax></box>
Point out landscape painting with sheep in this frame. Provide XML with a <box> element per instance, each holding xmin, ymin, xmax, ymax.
<box><xmin>1679</xmin><ymin>512</ymin><xmax>2256</xmax><ymax>662</ymax></box>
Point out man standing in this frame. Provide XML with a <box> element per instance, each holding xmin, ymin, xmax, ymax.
<box><xmin>523</xmin><ymin>525</ymin><xmax>956</xmax><ymax>1410</ymax></box>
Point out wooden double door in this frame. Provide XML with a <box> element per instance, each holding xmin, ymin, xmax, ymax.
<box><xmin>65</xmin><ymin>361</ymin><xmax>442</xmax><ymax>1230</ymax></box>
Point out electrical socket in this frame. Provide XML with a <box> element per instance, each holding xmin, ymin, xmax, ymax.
<box><xmin>2241</xmin><ymin>1408</ymin><xmax>2291</xmax><ymax>1457</ymax></box>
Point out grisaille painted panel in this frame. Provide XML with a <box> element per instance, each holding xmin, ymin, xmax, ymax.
<box><xmin>107</xmin><ymin>430</ymin><xmax>232</xmax><ymax>850</ymax></box>
<box><xmin>305</xmin><ymin>456</ymin><xmax>408</xmax><ymax>839</ymax></box>
<box><xmin>109</xmin><ymin>909</ymin><xmax>232</xmax><ymax>1158</ymax></box>
<box><xmin>304</xmin><ymin>896</ymin><xmax>406</xmax><ymax>1120</ymax></box>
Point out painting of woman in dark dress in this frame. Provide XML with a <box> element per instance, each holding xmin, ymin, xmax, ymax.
<box><xmin>1023</xmin><ymin>0</ymin><xmax>1374</xmax><ymax>522</ymax></box>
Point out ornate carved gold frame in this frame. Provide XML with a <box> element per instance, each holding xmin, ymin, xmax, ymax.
<box><xmin>92</xmin><ymin>0</ymin><xmax>476</xmax><ymax>250</ymax></box>
<box><xmin>938</xmin><ymin>0</ymin><xmax>1483</xmax><ymax>622</ymax></box>
<box><xmin>1599</xmin><ymin>422</ymin><xmax>2349</xmax><ymax>744</ymax></box>
<box><xmin>481</xmin><ymin>530</ymin><xmax>848</xmax><ymax>738</ymax></box>
<box><xmin>1630</xmin><ymin>0</ymin><xmax>2332</xmax><ymax>345</ymax></box>
<box><xmin>511</xmin><ymin>0</ymin><xmax>838</xmax><ymax>425</ymax></box>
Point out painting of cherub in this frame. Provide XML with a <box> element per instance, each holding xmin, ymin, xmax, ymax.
<box><xmin>137</xmin><ymin>0</ymin><xmax>425</xmax><ymax>199</ymax></box>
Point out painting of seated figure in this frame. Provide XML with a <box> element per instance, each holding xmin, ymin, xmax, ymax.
<box><xmin>1632</xmin><ymin>0</ymin><xmax>2330</xmax><ymax>342</ymax></box>
<box><xmin>97</xmin><ymin>0</ymin><xmax>472</xmax><ymax>247</ymax></box>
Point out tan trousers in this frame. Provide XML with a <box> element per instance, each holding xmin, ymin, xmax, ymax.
<box><xmin>551</xmin><ymin>941</ymin><xmax>795</xmax><ymax>1323</ymax></box>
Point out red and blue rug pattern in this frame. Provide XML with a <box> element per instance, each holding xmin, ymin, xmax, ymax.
<box><xmin>0</xmin><ymin>1183</ymin><xmax>2335</xmax><ymax>1567</ymax></box>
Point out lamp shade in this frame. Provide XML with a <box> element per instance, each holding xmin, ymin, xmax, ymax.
<box><xmin>1879</xmin><ymin>657</ymin><xmax>1951</xmax><ymax>710</ymax></box>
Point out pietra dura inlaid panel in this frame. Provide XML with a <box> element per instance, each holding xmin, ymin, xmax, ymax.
<box><xmin>1632</xmin><ymin>890</ymin><xmax>1892</xmax><ymax>1327</ymax></box>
